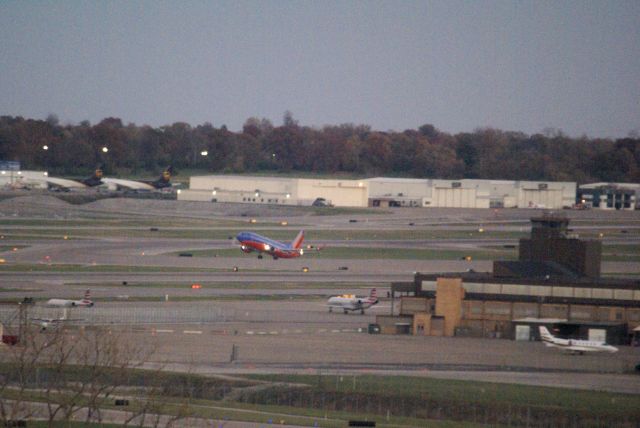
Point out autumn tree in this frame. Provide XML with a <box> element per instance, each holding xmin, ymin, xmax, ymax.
<box><xmin>0</xmin><ymin>324</ymin><xmax>190</xmax><ymax>427</ymax></box>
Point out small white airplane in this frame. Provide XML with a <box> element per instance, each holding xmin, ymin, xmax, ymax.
<box><xmin>32</xmin><ymin>308</ymin><xmax>84</xmax><ymax>331</ymax></box>
<box><xmin>539</xmin><ymin>326</ymin><xmax>618</xmax><ymax>354</ymax></box>
<box><xmin>328</xmin><ymin>288</ymin><xmax>378</xmax><ymax>314</ymax></box>
<box><xmin>46</xmin><ymin>289</ymin><xmax>94</xmax><ymax>307</ymax></box>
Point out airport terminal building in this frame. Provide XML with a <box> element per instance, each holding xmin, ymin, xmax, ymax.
<box><xmin>382</xmin><ymin>214</ymin><xmax>640</xmax><ymax>345</ymax></box>
<box><xmin>177</xmin><ymin>174</ymin><xmax>577</xmax><ymax>209</ymax></box>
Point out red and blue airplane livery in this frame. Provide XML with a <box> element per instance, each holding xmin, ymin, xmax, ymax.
<box><xmin>236</xmin><ymin>230</ymin><xmax>305</xmax><ymax>259</ymax></box>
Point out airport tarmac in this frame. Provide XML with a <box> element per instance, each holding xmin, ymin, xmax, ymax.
<box><xmin>123</xmin><ymin>323</ymin><xmax>640</xmax><ymax>393</ymax></box>
<box><xmin>1</xmin><ymin>195</ymin><xmax>639</xmax><ymax>396</ymax></box>
<box><xmin>3</xmin><ymin>299</ymin><xmax>640</xmax><ymax>394</ymax></box>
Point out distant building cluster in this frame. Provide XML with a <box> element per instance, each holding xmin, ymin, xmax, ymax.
<box><xmin>1</xmin><ymin>163</ymin><xmax>638</xmax><ymax>210</ymax></box>
<box><xmin>179</xmin><ymin>174</ymin><xmax>586</xmax><ymax>210</ymax></box>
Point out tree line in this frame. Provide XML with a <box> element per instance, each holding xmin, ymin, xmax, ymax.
<box><xmin>0</xmin><ymin>113</ymin><xmax>638</xmax><ymax>183</ymax></box>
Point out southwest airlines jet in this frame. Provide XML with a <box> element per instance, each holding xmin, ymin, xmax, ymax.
<box><xmin>236</xmin><ymin>230</ymin><xmax>304</xmax><ymax>259</ymax></box>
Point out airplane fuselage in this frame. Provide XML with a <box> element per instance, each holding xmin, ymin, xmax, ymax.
<box><xmin>328</xmin><ymin>290</ymin><xmax>378</xmax><ymax>314</ymax></box>
<box><xmin>236</xmin><ymin>231</ymin><xmax>303</xmax><ymax>259</ymax></box>
<box><xmin>539</xmin><ymin>326</ymin><xmax>618</xmax><ymax>354</ymax></box>
<box><xmin>46</xmin><ymin>299</ymin><xmax>93</xmax><ymax>307</ymax></box>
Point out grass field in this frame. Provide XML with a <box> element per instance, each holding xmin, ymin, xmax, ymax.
<box><xmin>247</xmin><ymin>374</ymin><xmax>640</xmax><ymax>414</ymax></box>
<box><xmin>0</xmin><ymin>217</ymin><xmax>251</xmax><ymax>227</ymax></box>
<box><xmin>0</xmin><ymin>263</ymin><xmax>235</xmax><ymax>273</ymax></box>
<box><xmin>0</xmin><ymin>244</ymin><xmax>29</xmax><ymax>252</ymax></box>
<box><xmin>6</xmin><ymin>368</ymin><xmax>638</xmax><ymax>427</ymax></box>
<box><xmin>172</xmin><ymin>246</ymin><xmax>518</xmax><ymax>260</ymax></box>
<box><xmin>82</xmin><ymin>281</ymin><xmax>378</xmax><ymax>289</ymax></box>
<box><xmin>0</xmin><ymin>227</ymin><xmax>523</xmax><ymax>241</ymax></box>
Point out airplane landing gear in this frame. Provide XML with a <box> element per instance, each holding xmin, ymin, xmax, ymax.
<box><xmin>257</xmin><ymin>254</ymin><xmax>263</xmax><ymax>259</ymax></box>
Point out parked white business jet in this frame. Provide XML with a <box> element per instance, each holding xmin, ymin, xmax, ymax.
<box><xmin>539</xmin><ymin>326</ymin><xmax>618</xmax><ymax>354</ymax></box>
<box><xmin>328</xmin><ymin>289</ymin><xmax>378</xmax><ymax>314</ymax></box>
<box><xmin>46</xmin><ymin>290</ymin><xmax>94</xmax><ymax>307</ymax></box>
<box><xmin>32</xmin><ymin>308</ymin><xmax>84</xmax><ymax>331</ymax></box>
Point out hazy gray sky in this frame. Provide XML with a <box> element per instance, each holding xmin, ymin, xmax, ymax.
<box><xmin>1</xmin><ymin>1</ymin><xmax>638</xmax><ymax>138</ymax></box>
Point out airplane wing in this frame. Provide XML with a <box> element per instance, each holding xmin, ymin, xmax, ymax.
<box><xmin>566</xmin><ymin>345</ymin><xmax>598</xmax><ymax>353</ymax></box>
<box><xmin>367</xmin><ymin>304</ymin><xmax>391</xmax><ymax>311</ymax></box>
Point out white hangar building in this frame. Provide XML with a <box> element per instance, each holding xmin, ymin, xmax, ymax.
<box><xmin>179</xmin><ymin>175</ymin><xmax>368</xmax><ymax>207</ymax></box>
<box><xmin>366</xmin><ymin>178</ymin><xmax>576</xmax><ymax>209</ymax></box>
<box><xmin>178</xmin><ymin>175</ymin><xmax>576</xmax><ymax>210</ymax></box>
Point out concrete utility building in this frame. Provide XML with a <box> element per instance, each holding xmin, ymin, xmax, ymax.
<box><xmin>382</xmin><ymin>214</ymin><xmax>639</xmax><ymax>345</ymax></box>
<box><xmin>178</xmin><ymin>174</ymin><xmax>577</xmax><ymax>209</ymax></box>
<box><xmin>578</xmin><ymin>182</ymin><xmax>640</xmax><ymax>210</ymax></box>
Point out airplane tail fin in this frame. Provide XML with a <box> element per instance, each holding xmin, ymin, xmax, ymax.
<box><xmin>82</xmin><ymin>289</ymin><xmax>93</xmax><ymax>305</ymax></box>
<box><xmin>369</xmin><ymin>288</ymin><xmax>378</xmax><ymax>303</ymax></box>
<box><xmin>539</xmin><ymin>326</ymin><xmax>554</xmax><ymax>340</ymax></box>
<box><xmin>160</xmin><ymin>165</ymin><xmax>173</xmax><ymax>183</ymax></box>
<box><xmin>150</xmin><ymin>165</ymin><xmax>173</xmax><ymax>188</ymax></box>
<box><xmin>291</xmin><ymin>230</ymin><xmax>305</xmax><ymax>249</ymax></box>
<box><xmin>82</xmin><ymin>165</ymin><xmax>104</xmax><ymax>187</ymax></box>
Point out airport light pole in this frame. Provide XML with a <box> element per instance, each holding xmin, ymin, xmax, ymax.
<box><xmin>199</xmin><ymin>150</ymin><xmax>208</xmax><ymax>168</ymax></box>
<box><xmin>42</xmin><ymin>145</ymin><xmax>49</xmax><ymax>174</ymax></box>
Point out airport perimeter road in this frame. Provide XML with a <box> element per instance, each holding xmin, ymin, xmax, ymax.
<box><xmin>9</xmin><ymin>399</ymin><xmax>311</xmax><ymax>428</ymax></box>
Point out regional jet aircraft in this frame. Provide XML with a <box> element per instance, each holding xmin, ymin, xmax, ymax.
<box><xmin>328</xmin><ymin>289</ymin><xmax>378</xmax><ymax>314</ymax></box>
<box><xmin>539</xmin><ymin>326</ymin><xmax>618</xmax><ymax>354</ymax></box>
<box><xmin>236</xmin><ymin>230</ymin><xmax>304</xmax><ymax>259</ymax></box>
<box><xmin>32</xmin><ymin>308</ymin><xmax>84</xmax><ymax>331</ymax></box>
<box><xmin>46</xmin><ymin>289</ymin><xmax>94</xmax><ymax>307</ymax></box>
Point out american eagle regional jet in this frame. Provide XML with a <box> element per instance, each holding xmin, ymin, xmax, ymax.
<box><xmin>236</xmin><ymin>230</ymin><xmax>304</xmax><ymax>259</ymax></box>
<box><xmin>46</xmin><ymin>290</ymin><xmax>94</xmax><ymax>308</ymax></box>
<box><xmin>328</xmin><ymin>289</ymin><xmax>378</xmax><ymax>314</ymax></box>
<box><xmin>539</xmin><ymin>326</ymin><xmax>618</xmax><ymax>354</ymax></box>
